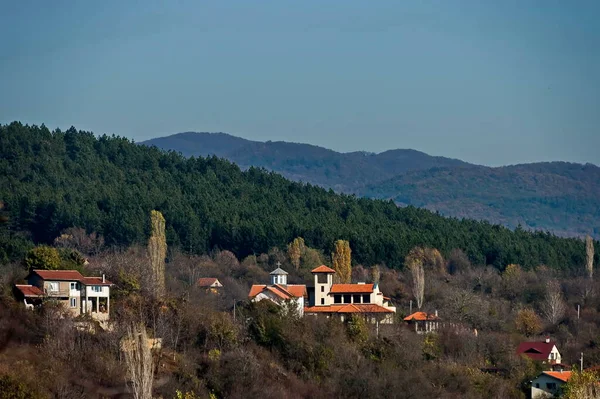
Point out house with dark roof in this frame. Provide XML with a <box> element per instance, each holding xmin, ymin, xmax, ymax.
<box><xmin>248</xmin><ymin>266</ymin><xmax>308</xmax><ymax>315</ymax></box>
<box><xmin>15</xmin><ymin>269</ymin><xmax>113</xmax><ymax>322</ymax></box>
<box><xmin>197</xmin><ymin>277</ymin><xmax>223</xmax><ymax>293</ymax></box>
<box><xmin>531</xmin><ymin>370</ymin><xmax>571</xmax><ymax>398</ymax></box>
<box><xmin>516</xmin><ymin>338</ymin><xmax>562</xmax><ymax>365</ymax></box>
<box><xmin>304</xmin><ymin>265</ymin><xmax>396</xmax><ymax>323</ymax></box>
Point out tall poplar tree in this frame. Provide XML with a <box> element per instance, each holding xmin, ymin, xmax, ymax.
<box><xmin>585</xmin><ymin>235</ymin><xmax>594</xmax><ymax>279</ymax></box>
<box><xmin>148</xmin><ymin>210</ymin><xmax>166</xmax><ymax>298</ymax></box>
<box><xmin>332</xmin><ymin>240</ymin><xmax>352</xmax><ymax>283</ymax></box>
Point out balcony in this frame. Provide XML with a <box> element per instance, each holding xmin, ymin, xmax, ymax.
<box><xmin>44</xmin><ymin>288</ymin><xmax>69</xmax><ymax>297</ymax></box>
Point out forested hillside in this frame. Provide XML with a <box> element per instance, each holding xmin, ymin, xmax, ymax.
<box><xmin>143</xmin><ymin>132</ymin><xmax>600</xmax><ymax>239</ymax></box>
<box><xmin>142</xmin><ymin>132</ymin><xmax>467</xmax><ymax>191</ymax></box>
<box><xmin>0</xmin><ymin>122</ymin><xmax>596</xmax><ymax>271</ymax></box>
<box><xmin>360</xmin><ymin>163</ymin><xmax>600</xmax><ymax>238</ymax></box>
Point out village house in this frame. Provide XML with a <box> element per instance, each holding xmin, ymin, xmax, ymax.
<box><xmin>530</xmin><ymin>370</ymin><xmax>571</xmax><ymax>398</ymax></box>
<box><xmin>197</xmin><ymin>277</ymin><xmax>223</xmax><ymax>293</ymax></box>
<box><xmin>516</xmin><ymin>338</ymin><xmax>562</xmax><ymax>364</ymax></box>
<box><xmin>303</xmin><ymin>265</ymin><xmax>396</xmax><ymax>323</ymax></box>
<box><xmin>15</xmin><ymin>269</ymin><xmax>113</xmax><ymax>322</ymax></box>
<box><xmin>403</xmin><ymin>311</ymin><xmax>441</xmax><ymax>334</ymax></box>
<box><xmin>248</xmin><ymin>266</ymin><xmax>307</xmax><ymax>316</ymax></box>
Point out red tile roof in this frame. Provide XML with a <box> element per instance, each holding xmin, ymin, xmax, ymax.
<box><xmin>31</xmin><ymin>270</ymin><xmax>112</xmax><ymax>285</ymax></box>
<box><xmin>248</xmin><ymin>285</ymin><xmax>267</xmax><ymax>298</ymax></box>
<box><xmin>403</xmin><ymin>311</ymin><xmax>440</xmax><ymax>321</ymax></box>
<box><xmin>197</xmin><ymin>278</ymin><xmax>219</xmax><ymax>287</ymax></box>
<box><xmin>543</xmin><ymin>371</ymin><xmax>572</xmax><ymax>383</ymax></box>
<box><xmin>304</xmin><ymin>304</ymin><xmax>394</xmax><ymax>314</ymax></box>
<box><xmin>248</xmin><ymin>284</ymin><xmax>307</xmax><ymax>299</ymax></box>
<box><xmin>14</xmin><ymin>284</ymin><xmax>44</xmax><ymax>297</ymax></box>
<box><xmin>330</xmin><ymin>284</ymin><xmax>374</xmax><ymax>294</ymax></box>
<box><xmin>32</xmin><ymin>269</ymin><xmax>84</xmax><ymax>281</ymax></box>
<box><xmin>516</xmin><ymin>341</ymin><xmax>556</xmax><ymax>361</ymax></box>
<box><xmin>81</xmin><ymin>277</ymin><xmax>113</xmax><ymax>286</ymax></box>
<box><xmin>311</xmin><ymin>265</ymin><xmax>336</xmax><ymax>273</ymax></box>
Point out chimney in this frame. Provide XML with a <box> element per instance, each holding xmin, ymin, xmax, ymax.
<box><xmin>102</xmin><ymin>274</ymin><xmax>105</xmax><ymax>283</ymax></box>
<box><xmin>545</xmin><ymin>336</ymin><xmax>550</xmax><ymax>344</ymax></box>
<box><xmin>357</xmin><ymin>282</ymin><xmax>365</xmax><ymax>285</ymax></box>
<box><xmin>435</xmin><ymin>310</ymin><xmax>438</xmax><ymax>317</ymax></box>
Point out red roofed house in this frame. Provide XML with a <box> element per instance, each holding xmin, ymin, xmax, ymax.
<box><xmin>531</xmin><ymin>370</ymin><xmax>571</xmax><ymax>398</ymax></box>
<box><xmin>197</xmin><ymin>278</ymin><xmax>223</xmax><ymax>293</ymax></box>
<box><xmin>304</xmin><ymin>265</ymin><xmax>396</xmax><ymax>323</ymax></box>
<box><xmin>403</xmin><ymin>311</ymin><xmax>441</xmax><ymax>334</ymax></box>
<box><xmin>248</xmin><ymin>266</ymin><xmax>308</xmax><ymax>316</ymax></box>
<box><xmin>516</xmin><ymin>338</ymin><xmax>562</xmax><ymax>365</ymax></box>
<box><xmin>16</xmin><ymin>269</ymin><xmax>113</xmax><ymax>321</ymax></box>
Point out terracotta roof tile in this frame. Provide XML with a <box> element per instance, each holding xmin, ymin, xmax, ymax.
<box><xmin>265</xmin><ymin>286</ymin><xmax>292</xmax><ymax>300</ymax></box>
<box><xmin>304</xmin><ymin>304</ymin><xmax>394</xmax><ymax>314</ymax></box>
<box><xmin>197</xmin><ymin>278</ymin><xmax>219</xmax><ymax>287</ymax></box>
<box><xmin>311</xmin><ymin>265</ymin><xmax>336</xmax><ymax>273</ymax></box>
<box><xmin>330</xmin><ymin>284</ymin><xmax>374</xmax><ymax>294</ymax></box>
<box><xmin>285</xmin><ymin>285</ymin><xmax>308</xmax><ymax>298</ymax></box>
<box><xmin>248</xmin><ymin>285</ymin><xmax>267</xmax><ymax>298</ymax></box>
<box><xmin>81</xmin><ymin>276</ymin><xmax>113</xmax><ymax>286</ymax></box>
<box><xmin>32</xmin><ymin>269</ymin><xmax>84</xmax><ymax>281</ymax></box>
<box><xmin>403</xmin><ymin>311</ymin><xmax>440</xmax><ymax>321</ymax></box>
<box><xmin>543</xmin><ymin>371</ymin><xmax>572</xmax><ymax>383</ymax></box>
<box><xmin>14</xmin><ymin>284</ymin><xmax>44</xmax><ymax>297</ymax></box>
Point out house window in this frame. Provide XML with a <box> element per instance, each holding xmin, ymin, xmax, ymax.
<box><xmin>535</xmin><ymin>383</ymin><xmax>539</xmax><ymax>388</ymax></box>
<box><xmin>321</xmin><ymin>298</ymin><xmax>325</xmax><ymax>305</ymax></box>
<box><xmin>70</xmin><ymin>282</ymin><xmax>77</xmax><ymax>290</ymax></box>
<box><xmin>334</xmin><ymin>295</ymin><xmax>342</xmax><ymax>304</ymax></box>
<box><xmin>546</xmin><ymin>383</ymin><xmax>556</xmax><ymax>390</ymax></box>
<box><xmin>92</xmin><ymin>286</ymin><xmax>102</xmax><ymax>293</ymax></box>
<box><xmin>353</xmin><ymin>294</ymin><xmax>361</xmax><ymax>303</ymax></box>
<box><xmin>317</xmin><ymin>274</ymin><xmax>327</xmax><ymax>284</ymax></box>
<box><xmin>321</xmin><ymin>286</ymin><xmax>324</xmax><ymax>292</ymax></box>
<box><xmin>70</xmin><ymin>298</ymin><xmax>77</xmax><ymax>308</ymax></box>
<box><xmin>48</xmin><ymin>282</ymin><xmax>59</xmax><ymax>292</ymax></box>
<box><xmin>343</xmin><ymin>294</ymin><xmax>351</xmax><ymax>304</ymax></box>
<box><xmin>362</xmin><ymin>294</ymin><xmax>370</xmax><ymax>303</ymax></box>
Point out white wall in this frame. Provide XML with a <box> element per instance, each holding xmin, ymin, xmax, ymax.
<box><xmin>531</xmin><ymin>374</ymin><xmax>565</xmax><ymax>398</ymax></box>
<box><xmin>85</xmin><ymin>285</ymin><xmax>110</xmax><ymax>297</ymax></box>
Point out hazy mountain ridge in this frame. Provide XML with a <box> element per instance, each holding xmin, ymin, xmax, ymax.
<box><xmin>142</xmin><ymin>132</ymin><xmax>600</xmax><ymax>238</ymax></box>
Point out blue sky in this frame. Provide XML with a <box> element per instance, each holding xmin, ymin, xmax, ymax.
<box><xmin>1</xmin><ymin>1</ymin><xmax>598</xmax><ymax>166</ymax></box>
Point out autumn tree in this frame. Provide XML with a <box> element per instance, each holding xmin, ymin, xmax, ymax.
<box><xmin>287</xmin><ymin>237</ymin><xmax>305</xmax><ymax>270</ymax></box>
<box><xmin>562</xmin><ymin>369</ymin><xmax>600</xmax><ymax>399</ymax></box>
<box><xmin>541</xmin><ymin>280</ymin><xmax>566</xmax><ymax>325</ymax></box>
<box><xmin>515</xmin><ymin>308</ymin><xmax>542</xmax><ymax>336</ymax></box>
<box><xmin>332</xmin><ymin>240</ymin><xmax>351</xmax><ymax>283</ymax></box>
<box><xmin>585</xmin><ymin>235</ymin><xmax>594</xmax><ymax>279</ymax></box>
<box><xmin>406</xmin><ymin>248</ymin><xmax>425</xmax><ymax>309</ymax></box>
<box><xmin>23</xmin><ymin>245</ymin><xmax>61</xmax><ymax>270</ymax></box>
<box><xmin>148</xmin><ymin>210</ymin><xmax>166</xmax><ymax>298</ymax></box>
<box><xmin>123</xmin><ymin>324</ymin><xmax>154</xmax><ymax>399</ymax></box>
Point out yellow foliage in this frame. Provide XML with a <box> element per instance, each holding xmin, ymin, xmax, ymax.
<box><xmin>332</xmin><ymin>240</ymin><xmax>352</xmax><ymax>283</ymax></box>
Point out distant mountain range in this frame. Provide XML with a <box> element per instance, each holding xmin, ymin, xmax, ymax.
<box><xmin>142</xmin><ymin>132</ymin><xmax>600</xmax><ymax>238</ymax></box>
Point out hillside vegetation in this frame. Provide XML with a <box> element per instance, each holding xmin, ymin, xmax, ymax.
<box><xmin>143</xmin><ymin>132</ymin><xmax>600</xmax><ymax>239</ymax></box>
<box><xmin>0</xmin><ymin>122</ymin><xmax>596</xmax><ymax>271</ymax></box>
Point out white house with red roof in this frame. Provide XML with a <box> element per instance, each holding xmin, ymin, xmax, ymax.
<box><xmin>516</xmin><ymin>338</ymin><xmax>562</xmax><ymax>365</ymax></box>
<box><xmin>248</xmin><ymin>267</ymin><xmax>308</xmax><ymax>316</ymax></box>
<box><xmin>531</xmin><ymin>370</ymin><xmax>571</xmax><ymax>398</ymax></box>
<box><xmin>197</xmin><ymin>277</ymin><xmax>223</xmax><ymax>293</ymax></box>
<box><xmin>304</xmin><ymin>265</ymin><xmax>396</xmax><ymax>323</ymax></box>
<box><xmin>15</xmin><ymin>269</ymin><xmax>113</xmax><ymax>321</ymax></box>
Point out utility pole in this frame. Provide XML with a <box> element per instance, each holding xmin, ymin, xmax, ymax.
<box><xmin>409</xmin><ymin>300</ymin><xmax>413</xmax><ymax>315</ymax></box>
<box><xmin>577</xmin><ymin>304</ymin><xmax>580</xmax><ymax>320</ymax></box>
<box><xmin>233</xmin><ymin>299</ymin><xmax>236</xmax><ymax>322</ymax></box>
<box><xmin>580</xmin><ymin>352</ymin><xmax>584</xmax><ymax>371</ymax></box>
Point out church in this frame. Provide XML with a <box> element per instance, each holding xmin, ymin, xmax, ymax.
<box><xmin>248</xmin><ymin>264</ymin><xmax>396</xmax><ymax>322</ymax></box>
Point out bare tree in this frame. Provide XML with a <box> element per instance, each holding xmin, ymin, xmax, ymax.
<box><xmin>406</xmin><ymin>248</ymin><xmax>426</xmax><ymax>309</ymax></box>
<box><xmin>148</xmin><ymin>210</ymin><xmax>167</xmax><ymax>299</ymax></box>
<box><xmin>542</xmin><ymin>280</ymin><xmax>566</xmax><ymax>325</ymax></box>
<box><xmin>124</xmin><ymin>324</ymin><xmax>154</xmax><ymax>399</ymax></box>
<box><xmin>586</xmin><ymin>235</ymin><xmax>594</xmax><ymax>280</ymax></box>
<box><xmin>408</xmin><ymin>261</ymin><xmax>425</xmax><ymax>310</ymax></box>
